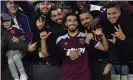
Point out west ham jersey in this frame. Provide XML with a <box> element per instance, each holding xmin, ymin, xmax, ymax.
<box><xmin>56</xmin><ymin>32</ymin><xmax>90</xmax><ymax>80</ymax></box>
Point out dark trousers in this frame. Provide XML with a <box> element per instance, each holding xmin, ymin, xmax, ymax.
<box><xmin>32</xmin><ymin>64</ymin><xmax>62</xmax><ymax>80</ymax></box>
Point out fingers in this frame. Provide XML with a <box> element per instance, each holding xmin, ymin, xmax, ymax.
<box><xmin>114</xmin><ymin>24</ymin><xmax>122</xmax><ymax>32</ymax></box>
<box><xmin>103</xmin><ymin>64</ymin><xmax>112</xmax><ymax>75</ymax></box>
<box><xmin>40</xmin><ymin>31</ymin><xmax>51</xmax><ymax>39</ymax></box>
<box><xmin>12</xmin><ymin>37</ymin><xmax>19</xmax><ymax>43</ymax></box>
<box><xmin>111</xmin><ymin>34</ymin><xmax>117</xmax><ymax>37</ymax></box>
<box><xmin>37</xmin><ymin>20</ymin><xmax>40</xmax><ymax>24</ymax></box>
<box><xmin>85</xmin><ymin>30</ymin><xmax>88</xmax><ymax>35</ymax></box>
<box><xmin>71</xmin><ymin>54</ymin><xmax>79</xmax><ymax>60</ymax></box>
<box><xmin>114</xmin><ymin>26</ymin><xmax>119</xmax><ymax>31</ymax></box>
<box><xmin>33</xmin><ymin>42</ymin><xmax>37</xmax><ymax>45</ymax></box>
<box><xmin>108</xmin><ymin>39</ymin><xmax>113</xmax><ymax>42</ymax></box>
<box><xmin>108</xmin><ymin>34</ymin><xmax>116</xmax><ymax>43</ymax></box>
<box><xmin>69</xmin><ymin>50</ymin><xmax>80</xmax><ymax>60</ymax></box>
<box><xmin>114</xmin><ymin>31</ymin><xmax>121</xmax><ymax>38</ymax></box>
<box><xmin>47</xmin><ymin>32</ymin><xmax>52</xmax><ymax>36</ymax></box>
<box><xmin>39</xmin><ymin>17</ymin><xmax>43</xmax><ymax>23</ymax></box>
<box><xmin>118</xmin><ymin>24</ymin><xmax>122</xmax><ymax>31</ymax></box>
<box><xmin>94</xmin><ymin>34</ymin><xmax>97</xmax><ymax>41</ymax></box>
<box><xmin>103</xmin><ymin>70</ymin><xmax>108</xmax><ymax>75</ymax></box>
<box><xmin>103</xmin><ymin>67</ymin><xmax>109</xmax><ymax>75</ymax></box>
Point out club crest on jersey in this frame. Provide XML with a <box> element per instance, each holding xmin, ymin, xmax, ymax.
<box><xmin>79</xmin><ymin>38</ymin><xmax>84</xmax><ymax>44</ymax></box>
<box><xmin>64</xmin><ymin>42</ymin><xmax>68</xmax><ymax>45</ymax></box>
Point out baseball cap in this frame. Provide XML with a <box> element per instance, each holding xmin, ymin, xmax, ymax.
<box><xmin>1</xmin><ymin>12</ymin><xmax>12</xmax><ymax>21</ymax></box>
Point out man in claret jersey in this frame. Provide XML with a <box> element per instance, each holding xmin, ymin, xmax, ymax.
<box><xmin>56</xmin><ymin>13</ymin><xmax>108</xmax><ymax>80</ymax></box>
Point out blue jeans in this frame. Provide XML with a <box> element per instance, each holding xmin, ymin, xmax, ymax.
<box><xmin>111</xmin><ymin>64</ymin><xmax>129</xmax><ymax>75</ymax></box>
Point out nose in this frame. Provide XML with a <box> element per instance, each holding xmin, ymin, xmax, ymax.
<box><xmin>84</xmin><ymin>20</ymin><xmax>88</xmax><ymax>25</ymax></box>
<box><xmin>43</xmin><ymin>4</ymin><xmax>47</xmax><ymax>8</ymax></box>
<box><xmin>56</xmin><ymin>16</ymin><xmax>59</xmax><ymax>20</ymax></box>
<box><xmin>109</xmin><ymin>14</ymin><xmax>114</xmax><ymax>19</ymax></box>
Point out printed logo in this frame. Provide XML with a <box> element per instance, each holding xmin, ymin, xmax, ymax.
<box><xmin>79</xmin><ymin>38</ymin><xmax>84</xmax><ymax>44</ymax></box>
<box><xmin>64</xmin><ymin>47</ymin><xmax>85</xmax><ymax>54</ymax></box>
<box><xmin>64</xmin><ymin>42</ymin><xmax>68</xmax><ymax>45</ymax></box>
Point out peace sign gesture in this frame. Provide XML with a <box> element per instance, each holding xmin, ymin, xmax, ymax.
<box><xmin>114</xmin><ymin>24</ymin><xmax>126</xmax><ymax>41</ymax></box>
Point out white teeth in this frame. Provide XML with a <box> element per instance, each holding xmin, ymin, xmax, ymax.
<box><xmin>57</xmin><ymin>20</ymin><xmax>61</xmax><ymax>22</ymax></box>
<box><xmin>43</xmin><ymin>9</ymin><xmax>47</xmax><ymax>11</ymax></box>
<box><xmin>70</xmin><ymin>26</ymin><xmax>75</xmax><ymax>27</ymax></box>
<box><xmin>110</xmin><ymin>19</ymin><xmax>115</xmax><ymax>21</ymax></box>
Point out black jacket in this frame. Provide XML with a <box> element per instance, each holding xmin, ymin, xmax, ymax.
<box><xmin>101</xmin><ymin>12</ymin><xmax>133</xmax><ymax>64</ymax></box>
<box><xmin>16</xmin><ymin>1</ymin><xmax>66</xmax><ymax>65</ymax></box>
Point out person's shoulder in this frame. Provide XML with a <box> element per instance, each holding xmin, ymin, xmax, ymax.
<box><xmin>77</xmin><ymin>32</ymin><xmax>86</xmax><ymax>37</ymax></box>
<box><xmin>57</xmin><ymin>34</ymin><xmax>69</xmax><ymax>40</ymax></box>
<box><xmin>56</xmin><ymin>34</ymin><xmax>69</xmax><ymax>43</ymax></box>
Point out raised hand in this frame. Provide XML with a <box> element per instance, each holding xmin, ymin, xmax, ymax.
<box><xmin>92</xmin><ymin>28</ymin><xmax>103</xmax><ymax>36</ymax></box>
<box><xmin>87</xmin><ymin>18</ymin><xmax>99</xmax><ymax>29</ymax></box>
<box><xmin>40</xmin><ymin>31</ymin><xmax>51</xmax><ymax>39</ymax></box>
<box><xmin>114</xmin><ymin>24</ymin><xmax>126</xmax><ymax>40</ymax></box>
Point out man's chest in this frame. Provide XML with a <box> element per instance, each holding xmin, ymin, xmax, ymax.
<box><xmin>61</xmin><ymin>37</ymin><xmax>85</xmax><ymax>47</ymax></box>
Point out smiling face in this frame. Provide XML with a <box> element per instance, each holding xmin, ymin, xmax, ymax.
<box><xmin>3</xmin><ymin>20</ymin><xmax>12</xmax><ymax>29</ymax></box>
<box><xmin>65</xmin><ymin>15</ymin><xmax>79</xmax><ymax>32</ymax></box>
<box><xmin>51</xmin><ymin>9</ymin><xmax>65</xmax><ymax>25</ymax></box>
<box><xmin>6</xmin><ymin>1</ymin><xmax>18</xmax><ymax>14</ymax></box>
<box><xmin>38</xmin><ymin>1</ymin><xmax>52</xmax><ymax>15</ymax></box>
<box><xmin>107</xmin><ymin>7</ymin><xmax>121</xmax><ymax>24</ymax></box>
<box><xmin>79</xmin><ymin>12</ymin><xmax>93</xmax><ymax>28</ymax></box>
<box><xmin>76</xmin><ymin>1</ymin><xmax>86</xmax><ymax>11</ymax></box>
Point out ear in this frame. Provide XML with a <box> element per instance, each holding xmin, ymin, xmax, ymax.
<box><xmin>118</xmin><ymin>8</ymin><xmax>121</xmax><ymax>16</ymax></box>
<box><xmin>6</xmin><ymin>2</ymin><xmax>8</xmax><ymax>8</ymax></box>
<box><xmin>37</xmin><ymin>4</ymin><xmax>39</xmax><ymax>9</ymax></box>
<box><xmin>119</xmin><ymin>11</ymin><xmax>121</xmax><ymax>16</ymax></box>
<box><xmin>50</xmin><ymin>16</ymin><xmax>53</xmax><ymax>21</ymax></box>
<box><xmin>62</xmin><ymin>11</ymin><xmax>65</xmax><ymax>17</ymax></box>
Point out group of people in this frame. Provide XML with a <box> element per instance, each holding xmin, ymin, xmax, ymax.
<box><xmin>1</xmin><ymin>1</ymin><xmax>133</xmax><ymax>80</ymax></box>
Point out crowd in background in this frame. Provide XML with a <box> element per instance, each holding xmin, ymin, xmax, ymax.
<box><xmin>1</xmin><ymin>1</ymin><xmax>133</xmax><ymax>80</ymax></box>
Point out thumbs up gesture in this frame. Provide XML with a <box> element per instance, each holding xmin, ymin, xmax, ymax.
<box><xmin>40</xmin><ymin>31</ymin><xmax>51</xmax><ymax>39</ymax></box>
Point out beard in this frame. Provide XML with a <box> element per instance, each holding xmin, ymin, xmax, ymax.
<box><xmin>68</xmin><ymin>26</ymin><xmax>78</xmax><ymax>32</ymax></box>
<box><xmin>56</xmin><ymin>18</ymin><xmax>63</xmax><ymax>25</ymax></box>
<box><xmin>83</xmin><ymin>22</ymin><xmax>90</xmax><ymax>28</ymax></box>
<box><xmin>41</xmin><ymin>7</ymin><xmax>51</xmax><ymax>15</ymax></box>
<box><xmin>9</xmin><ymin>6</ymin><xmax>18</xmax><ymax>14</ymax></box>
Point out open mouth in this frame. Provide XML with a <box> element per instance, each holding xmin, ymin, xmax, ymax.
<box><xmin>57</xmin><ymin>19</ymin><xmax>62</xmax><ymax>23</ymax></box>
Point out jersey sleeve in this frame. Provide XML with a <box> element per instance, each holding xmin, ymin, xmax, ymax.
<box><xmin>56</xmin><ymin>36</ymin><xmax>63</xmax><ymax>47</ymax></box>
